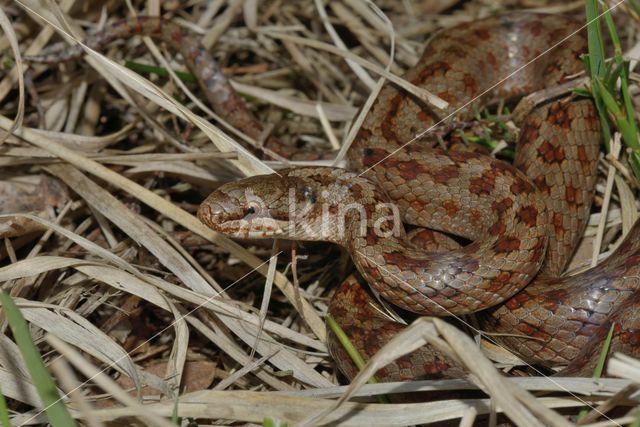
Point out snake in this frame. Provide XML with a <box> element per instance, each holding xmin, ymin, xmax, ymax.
<box><xmin>33</xmin><ymin>13</ymin><xmax>640</xmax><ymax>380</ymax></box>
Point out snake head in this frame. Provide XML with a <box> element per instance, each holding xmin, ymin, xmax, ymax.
<box><xmin>198</xmin><ymin>167</ymin><xmax>360</xmax><ymax>242</ymax></box>
<box><xmin>198</xmin><ymin>173</ymin><xmax>292</xmax><ymax>239</ymax></box>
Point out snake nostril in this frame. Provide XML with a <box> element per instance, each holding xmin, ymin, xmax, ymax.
<box><xmin>198</xmin><ymin>201</ymin><xmax>224</xmax><ymax>225</ymax></box>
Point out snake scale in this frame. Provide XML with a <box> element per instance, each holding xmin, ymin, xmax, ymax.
<box><xmin>35</xmin><ymin>13</ymin><xmax>640</xmax><ymax>380</ymax></box>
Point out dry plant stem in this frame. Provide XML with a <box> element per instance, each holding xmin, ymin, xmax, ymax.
<box><xmin>165</xmin><ymin>300</ymin><xmax>189</xmax><ymax>395</ymax></box>
<box><xmin>512</xmin><ymin>76</ymin><xmax>590</xmax><ymax>122</ymax></box>
<box><xmin>49</xmin><ymin>358</ymin><xmax>104</xmax><ymax>427</ymax></box>
<box><xmin>290</xmin><ymin>247</ymin><xmax>306</xmax><ymax>326</ymax></box>
<box><xmin>0</xmin><ymin>224</ymin><xmax>329</xmax><ymax>388</ymax></box>
<box><xmin>459</xmin><ymin>407</ymin><xmax>478</xmax><ymax>427</ymax></box>
<box><xmin>213</xmin><ymin>349</ymin><xmax>279</xmax><ymax>391</ymax></box>
<box><xmin>137</xmin><ymin>26</ymin><xmax>266</xmax><ymax>154</ymax></box>
<box><xmin>259</xmin><ymin>31</ymin><xmax>448</xmax><ymax>109</ymax></box>
<box><xmin>142</xmin><ymin>218</ymin><xmax>226</xmax><ymax>295</ymax></box>
<box><xmin>609</xmin><ymin>154</ymin><xmax>640</xmax><ymax>190</ymax></box>
<box><xmin>0</xmin><ymin>6</ymin><xmax>25</xmax><ymax>144</ymax></box>
<box><xmin>231</xmin><ymin>80</ymin><xmax>357</xmax><ymax>121</ymax></box>
<box><xmin>314</xmin><ymin>0</ymin><xmax>376</xmax><ymax>89</ymax></box>
<box><xmin>250</xmin><ymin>242</ymin><xmax>279</xmax><ymax>359</ymax></box>
<box><xmin>17</xmin><ymin>389</ymin><xmax>605</xmax><ymax>427</ymax></box>
<box><xmin>0</xmin><ymin>0</ymin><xmax>75</xmax><ymax>101</ymax></box>
<box><xmin>333</xmin><ymin>76</ymin><xmax>386</xmax><ymax>165</ymax></box>
<box><xmin>0</xmin><ymin>115</ymin><xmax>325</xmax><ymax>340</ymax></box>
<box><xmin>276</xmin><ymin>377</ymin><xmax>633</xmax><ymax>398</ymax></box>
<box><xmin>20</xmin><ymin>2</ymin><xmax>270</xmax><ymax>177</ymax></box>
<box><xmin>577</xmin><ymin>384</ymin><xmax>639</xmax><ymax>424</ymax></box>
<box><xmin>44</xmin><ymin>334</ymin><xmax>176</xmax><ymax>427</ymax></box>
<box><xmin>7</xmin><ymin>201</ymin><xmax>73</xmax><ymax>299</ymax></box>
<box><xmin>613</xmin><ymin>174</ymin><xmax>640</xmax><ymax>233</ymax></box>
<box><xmin>608</xmin><ymin>353</ymin><xmax>640</xmax><ymax>383</ymax></box>
<box><xmin>34</xmin><ymin>8</ymin><xmax>267</xmax><ymax>157</ymax></box>
<box><xmin>328</xmin><ymin>2</ymin><xmax>402</xmax><ymax>75</ymax></box>
<box><xmin>582</xmin><ymin>414</ymin><xmax>640</xmax><ymax>427</ymax></box>
<box><xmin>185</xmin><ymin>315</ymin><xmax>295</xmax><ymax>391</ymax></box>
<box><xmin>0</xmin><ymin>363</ymin><xmax>43</xmax><ymax>409</ymax></box>
<box><xmin>3</xmin><ymin>239</ymin><xmax>16</xmax><ymax>264</ymax></box>
<box><xmin>301</xmin><ymin>317</ymin><xmax>565</xmax><ymax>427</ymax></box>
<box><xmin>592</xmin><ymin>135</ymin><xmax>622</xmax><ymax>267</ymax></box>
<box><xmin>202</xmin><ymin>0</ymin><xmax>244</xmax><ymax>48</ymax></box>
<box><xmin>433</xmin><ymin>319</ymin><xmax>572</xmax><ymax>427</ymax></box>
<box><xmin>46</xmin><ymin>164</ymin><xmax>217</xmax><ymax>294</ymax></box>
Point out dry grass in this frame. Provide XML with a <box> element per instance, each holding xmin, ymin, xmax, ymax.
<box><xmin>0</xmin><ymin>0</ymin><xmax>639</xmax><ymax>426</ymax></box>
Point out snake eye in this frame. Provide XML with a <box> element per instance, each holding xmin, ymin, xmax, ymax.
<box><xmin>244</xmin><ymin>202</ymin><xmax>261</xmax><ymax>216</ymax></box>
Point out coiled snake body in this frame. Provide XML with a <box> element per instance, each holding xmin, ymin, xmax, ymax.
<box><xmin>199</xmin><ymin>13</ymin><xmax>640</xmax><ymax>379</ymax></box>
<box><xmin>37</xmin><ymin>12</ymin><xmax>640</xmax><ymax>379</ymax></box>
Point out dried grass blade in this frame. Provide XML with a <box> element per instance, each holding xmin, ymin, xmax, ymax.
<box><xmin>47</xmin><ymin>164</ymin><xmax>215</xmax><ymax>294</ymax></box>
<box><xmin>433</xmin><ymin>319</ymin><xmax>570</xmax><ymax>427</ymax></box>
<box><xmin>165</xmin><ymin>300</ymin><xmax>189</xmax><ymax>395</ymax></box>
<box><xmin>314</xmin><ymin>0</ymin><xmax>375</xmax><ymax>89</ymax></box>
<box><xmin>0</xmin><ymin>293</ymin><xmax>77</xmax><ymax>426</ymax></box>
<box><xmin>0</xmin><ymin>7</ymin><xmax>25</xmax><ymax>144</ymax></box>
<box><xmin>0</xmin><ymin>118</ymin><xmax>326</xmax><ymax>338</ymax></box>
<box><xmin>0</xmin><ymin>366</ymin><xmax>43</xmax><ymax>408</ymax></box>
<box><xmin>82</xmin><ymin>390</ymin><xmax>598</xmax><ymax>426</ymax></box>
<box><xmin>45</xmin><ymin>334</ymin><xmax>174</xmax><ymax>427</ymax></box>
<box><xmin>231</xmin><ymin>81</ymin><xmax>357</xmax><ymax>121</ymax></box>
<box><xmin>614</xmin><ymin>175</ymin><xmax>639</xmax><ymax>234</ymax></box>
<box><xmin>262</xmin><ymin>31</ymin><xmax>448</xmax><ymax>109</ymax></box>
<box><xmin>18</xmin><ymin>0</ymin><xmax>270</xmax><ymax>176</ymax></box>
<box><xmin>12</xmin><ymin>302</ymin><xmax>139</xmax><ymax>386</ymax></box>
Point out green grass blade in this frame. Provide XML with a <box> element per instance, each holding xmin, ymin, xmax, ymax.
<box><xmin>573</xmin><ymin>87</ymin><xmax>592</xmax><ymax>97</ymax></box>
<box><xmin>596</xmin><ymin>78</ymin><xmax>623</xmax><ymax>116</ymax></box>
<box><xmin>124</xmin><ymin>61</ymin><xmax>196</xmax><ymax>83</ymax></box>
<box><xmin>0</xmin><ymin>385</ymin><xmax>12</xmax><ymax>427</ymax></box>
<box><xmin>589</xmin><ymin>80</ymin><xmax>613</xmax><ymax>151</ymax></box>
<box><xmin>263</xmin><ymin>417</ymin><xmax>288</xmax><ymax>427</ymax></box>
<box><xmin>584</xmin><ymin>0</ymin><xmax>614</xmax><ymax>151</ymax></box>
<box><xmin>325</xmin><ymin>314</ymin><xmax>389</xmax><ymax>403</ymax></box>
<box><xmin>325</xmin><ymin>313</ymin><xmax>373</xmax><ymax>377</ymax></box>
<box><xmin>605</xmin><ymin>62</ymin><xmax>623</xmax><ymax>89</ymax></box>
<box><xmin>585</xmin><ymin>0</ymin><xmax>606</xmax><ymax>79</ymax></box>
<box><xmin>630</xmin><ymin>153</ymin><xmax>640</xmax><ymax>180</ymax></box>
<box><xmin>602</xmin><ymin>5</ymin><xmax>622</xmax><ymax>58</ymax></box>
<box><xmin>619</xmin><ymin>63</ymin><xmax>639</xmax><ymax>145</ymax></box>
<box><xmin>602</xmin><ymin>4</ymin><xmax>639</xmax><ymax>146</ymax></box>
<box><xmin>592</xmin><ymin>323</ymin><xmax>616</xmax><ymax>379</ymax></box>
<box><xmin>586</xmin><ymin>0</ymin><xmax>640</xmax><ymax>181</ymax></box>
<box><xmin>0</xmin><ymin>293</ymin><xmax>77</xmax><ymax>427</ymax></box>
<box><xmin>172</xmin><ymin>395</ymin><xmax>179</xmax><ymax>425</ymax></box>
<box><xmin>595</xmin><ymin>79</ymin><xmax>640</xmax><ymax>156</ymax></box>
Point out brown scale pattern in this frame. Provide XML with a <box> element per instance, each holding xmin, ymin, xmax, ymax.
<box><xmin>484</xmin><ymin>232</ymin><xmax>640</xmax><ymax>367</ymax></box>
<box><xmin>195</xmin><ymin>14</ymin><xmax>639</xmax><ymax>379</ymax></box>
<box><xmin>327</xmin><ymin>276</ymin><xmax>466</xmax><ymax>381</ymax></box>
<box><xmin>45</xmin><ymin>13</ymin><xmax>637</xmax><ymax>380</ymax></box>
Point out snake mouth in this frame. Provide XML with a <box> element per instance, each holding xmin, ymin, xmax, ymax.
<box><xmin>214</xmin><ymin>218</ymin><xmax>288</xmax><ymax>239</ymax></box>
<box><xmin>197</xmin><ymin>201</ymin><xmax>288</xmax><ymax>238</ymax></box>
